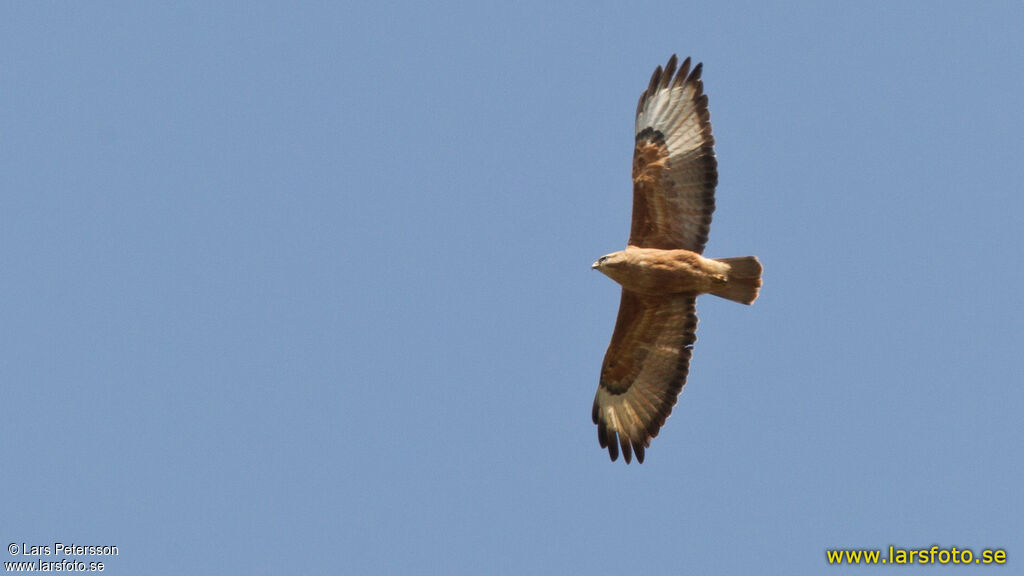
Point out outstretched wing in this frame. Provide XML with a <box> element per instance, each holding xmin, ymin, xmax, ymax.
<box><xmin>593</xmin><ymin>291</ymin><xmax>698</xmax><ymax>463</ymax></box>
<box><xmin>630</xmin><ymin>55</ymin><xmax>717</xmax><ymax>252</ymax></box>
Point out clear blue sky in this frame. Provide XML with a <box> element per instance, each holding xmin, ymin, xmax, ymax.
<box><xmin>3</xmin><ymin>2</ymin><xmax>1022</xmax><ymax>574</ymax></box>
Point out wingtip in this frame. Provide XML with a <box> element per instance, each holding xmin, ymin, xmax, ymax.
<box><xmin>646</xmin><ymin>64</ymin><xmax>663</xmax><ymax>97</ymax></box>
<box><xmin>597</xmin><ymin>423</ymin><xmax>649</xmax><ymax>464</ymax></box>
<box><xmin>690</xmin><ymin>61</ymin><xmax>704</xmax><ymax>82</ymax></box>
<box><xmin>621</xmin><ymin>435</ymin><xmax>633</xmax><ymax>464</ymax></box>
<box><xmin>661</xmin><ymin>55</ymin><xmax>678</xmax><ymax>90</ymax></box>
<box><xmin>674</xmin><ymin>57</ymin><xmax>692</xmax><ymax>87</ymax></box>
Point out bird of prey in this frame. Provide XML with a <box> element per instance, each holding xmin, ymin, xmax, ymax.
<box><xmin>591</xmin><ymin>55</ymin><xmax>762</xmax><ymax>464</ymax></box>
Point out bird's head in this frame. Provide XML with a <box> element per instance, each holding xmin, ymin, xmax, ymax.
<box><xmin>592</xmin><ymin>251</ymin><xmax>627</xmax><ymax>277</ymax></box>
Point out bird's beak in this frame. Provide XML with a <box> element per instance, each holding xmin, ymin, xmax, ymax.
<box><xmin>591</xmin><ymin>261</ymin><xmax>600</xmax><ymax>270</ymax></box>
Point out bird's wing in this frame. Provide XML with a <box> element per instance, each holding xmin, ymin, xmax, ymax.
<box><xmin>593</xmin><ymin>291</ymin><xmax>698</xmax><ymax>463</ymax></box>
<box><xmin>630</xmin><ymin>55</ymin><xmax>717</xmax><ymax>252</ymax></box>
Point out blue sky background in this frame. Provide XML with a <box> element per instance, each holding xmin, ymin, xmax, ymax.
<box><xmin>3</xmin><ymin>2</ymin><xmax>1022</xmax><ymax>574</ymax></box>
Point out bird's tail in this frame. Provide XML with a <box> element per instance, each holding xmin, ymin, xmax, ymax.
<box><xmin>711</xmin><ymin>256</ymin><xmax>762</xmax><ymax>305</ymax></box>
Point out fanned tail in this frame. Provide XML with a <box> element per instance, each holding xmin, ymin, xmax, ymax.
<box><xmin>711</xmin><ymin>256</ymin><xmax>762</xmax><ymax>305</ymax></box>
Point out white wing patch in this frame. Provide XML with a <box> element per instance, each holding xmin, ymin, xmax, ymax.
<box><xmin>636</xmin><ymin>68</ymin><xmax>707</xmax><ymax>168</ymax></box>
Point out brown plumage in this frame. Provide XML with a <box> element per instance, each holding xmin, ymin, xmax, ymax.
<box><xmin>591</xmin><ymin>55</ymin><xmax>762</xmax><ymax>464</ymax></box>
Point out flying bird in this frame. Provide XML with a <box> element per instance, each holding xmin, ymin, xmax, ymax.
<box><xmin>591</xmin><ymin>55</ymin><xmax>762</xmax><ymax>464</ymax></box>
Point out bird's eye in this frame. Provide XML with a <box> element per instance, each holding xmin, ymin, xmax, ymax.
<box><xmin>600</xmin><ymin>256</ymin><xmax>609</xmax><ymax>264</ymax></box>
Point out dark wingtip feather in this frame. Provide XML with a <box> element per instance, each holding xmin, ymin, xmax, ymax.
<box><xmin>621</xmin><ymin>435</ymin><xmax>633</xmax><ymax>464</ymax></box>
<box><xmin>690</xmin><ymin>62</ymin><xmax>703</xmax><ymax>82</ymax></box>
<box><xmin>679</xmin><ymin>56</ymin><xmax>691</xmax><ymax>79</ymax></box>
<box><xmin>647</xmin><ymin>65</ymin><xmax>663</xmax><ymax>96</ymax></box>
<box><xmin>660</xmin><ymin>55</ymin><xmax>677</xmax><ymax>90</ymax></box>
<box><xmin>673</xmin><ymin>57</ymin><xmax>692</xmax><ymax>88</ymax></box>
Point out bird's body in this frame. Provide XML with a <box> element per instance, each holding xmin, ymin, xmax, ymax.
<box><xmin>591</xmin><ymin>55</ymin><xmax>762</xmax><ymax>464</ymax></box>
<box><xmin>594</xmin><ymin>247</ymin><xmax>726</xmax><ymax>297</ymax></box>
<box><xmin>594</xmin><ymin>247</ymin><xmax>761</xmax><ymax>303</ymax></box>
